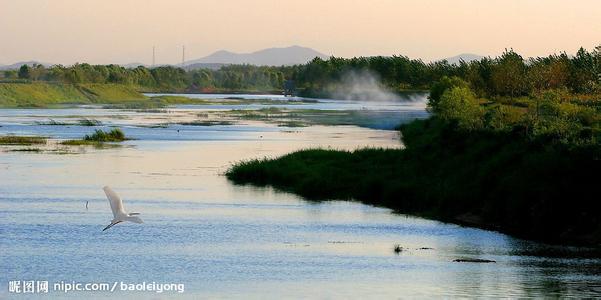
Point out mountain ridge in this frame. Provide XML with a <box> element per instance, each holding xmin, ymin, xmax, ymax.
<box><xmin>440</xmin><ymin>53</ymin><xmax>486</xmax><ymax>65</ymax></box>
<box><xmin>184</xmin><ymin>45</ymin><xmax>328</xmax><ymax>67</ymax></box>
<box><xmin>0</xmin><ymin>51</ymin><xmax>489</xmax><ymax>70</ymax></box>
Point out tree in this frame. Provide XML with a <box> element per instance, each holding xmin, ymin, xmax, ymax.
<box><xmin>28</xmin><ymin>64</ymin><xmax>46</xmax><ymax>81</ymax></box>
<box><xmin>568</xmin><ymin>47</ymin><xmax>596</xmax><ymax>93</ymax></box>
<box><xmin>437</xmin><ymin>86</ymin><xmax>484</xmax><ymax>130</ymax></box>
<box><xmin>3</xmin><ymin>70</ymin><xmax>18</xmax><ymax>79</ymax></box>
<box><xmin>18</xmin><ymin>65</ymin><xmax>30</xmax><ymax>79</ymax></box>
<box><xmin>428</xmin><ymin>76</ymin><xmax>469</xmax><ymax>112</ymax></box>
<box><xmin>492</xmin><ymin>49</ymin><xmax>528</xmax><ymax>97</ymax></box>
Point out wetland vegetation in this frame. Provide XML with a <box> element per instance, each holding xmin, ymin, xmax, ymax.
<box><xmin>2</xmin><ymin>46</ymin><xmax>601</xmax><ymax>246</ymax></box>
<box><xmin>227</xmin><ymin>47</ymin><xmax>601</xmax><ymax>246</ymax></box>
<box><xmin>61</xmin><ymin>128</ymin><xmax>128</xmax><ymax>145</ymax></box>
<box><xmin>0</xmin><ymin>135</ymin><xmax>47</xmax><ymax>145</ymax></box>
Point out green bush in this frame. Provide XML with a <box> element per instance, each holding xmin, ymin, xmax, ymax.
<box><xmin>83</xmin><ymin>128</ymin><xmax>126</xmax><ymax>142</ymax></box>
<box><xmin>437</xmin><ymin>87</ymin><xmax>484</xmax><ymax>130</ymax></box>
<box><xmin>428</xmin><ymin>76</ymin><xmax>470</xmax><ymax>111</ymax></box>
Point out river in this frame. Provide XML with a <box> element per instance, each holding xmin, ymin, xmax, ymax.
<box><xmin>1</xmin><ymin>94</ymin><xmax>600</xmax><ymax>298</ymax></box>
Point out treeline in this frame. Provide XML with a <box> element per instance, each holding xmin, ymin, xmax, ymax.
<box><xmin>426</xmin><ymin>76</ymin><xmax>601</xmax><ymax>147</ymax></box>
<box><xmin>2</xmin><ymin>64</ymin><xmax>286</xmax><ymax>92</ymax></box>
<box><xmin>3</xmin><ymin>46</ymin><xmax>600</xmax><ymax>96</ymax></box>
<box><xmin>291</xmin><ymin>47</ymin><xmax>601</xmax><ymax>97</ymax></box>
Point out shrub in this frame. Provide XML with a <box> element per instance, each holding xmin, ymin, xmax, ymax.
<box><xmin>437</xmin><ymin>87</ymin><xmax>484</xmax><ymax>130</ymax></box>
<box><xmin>83</xmin><ymin>128</ymin><xmax>126</xmax><ymax>142</ymax></box>
<box><xmin>428</xmin><ymin>76</ymin><xmax>470</xmax><ymax>112</ymax></box>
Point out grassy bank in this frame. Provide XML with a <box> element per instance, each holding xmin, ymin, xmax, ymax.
<box><xmin>0</xmin><ymin>82</ymin><xmax>147</xmax><ymax>107</ymax></box>
<box><xmin>227</xmin><ymin>118</ymin><xmax>601</xmax><ymax>246</ymax></box>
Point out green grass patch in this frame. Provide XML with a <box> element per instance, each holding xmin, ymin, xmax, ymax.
<box><xmin>278</xmin><ymin>121</ymin><xmax>308</xmax><ymax>127</ymax></box>
<box><xmin>78</xmin><ymin>118</ymin><xmax>102</xmax><ymax>126</ymax></box>
<box><xmin>60</xmin><ymin>139</ymin><xmax>102</xmax><ymax>146</ymax></box>
<box><xmin>177</xmin><ymin>120</ymin><xmax>235</xmax><ymax>126</ymax></box>
<box><xmin>84</xmin><ymin>128</ymin><xmax>127</xmax><ymax>142</ymax></box>
<box><xmin>0</xmin><ymin>135</ymin><xmax>47</xmax><ymax>145</ymax></box>
<box><xmin>0</xmin><ymin>82</ymin><xmax>147</xmax><ymax>108</ymax></box>
<box><xmin>35</xmin><ymin>119</ymin><xmax>70</xmax><ymax>126</ymax></box>
<box><xmin>0</xmin><ymin>83</ymin><xmax>88</xmax><ymax>107</ymax></box>
<box><xmin>61</xmin><ymin>128</ymin><xmax>129</xmax><ymax>146</ymax></box>
<box><xmin>76</xmin><ymin>84</ymin><xmax>147</xmax><ymax>103</ymax></box>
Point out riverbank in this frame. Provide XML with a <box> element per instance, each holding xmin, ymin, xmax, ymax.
<box><xmin>0</xmin><ymin>82</ymin><xmax>147</xmax><ymax>107</ymax></box>
<box><xmin>227</xmin><ymin>117</ymin><xmax>601</xmax><ymax>246</ymax></box>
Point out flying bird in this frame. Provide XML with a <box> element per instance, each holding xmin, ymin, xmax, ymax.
<box><xmin>102</xmin><ymin>186</ymin><xmax>143</xmax><ymax>231</ymax></box>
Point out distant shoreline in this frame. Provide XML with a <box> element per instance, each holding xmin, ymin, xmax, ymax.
<box><xmin>0</xmin><ymin>82</ymin><xmax>428</xmax><ymax>108</ymax></box>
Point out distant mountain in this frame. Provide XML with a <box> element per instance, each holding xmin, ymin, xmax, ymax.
<box><xmin>185</xmin><ymin>46</ymin><xmax>328</xmax><ymax>66</ymax></box>
<box><xmin>441</xmin><ymin>53</ymin><xmax>485</xmax><ymax>65</ymax></box>
<box><xmin>120</xmin><ymin>62</ymin><xmax>148</xmax><ymax>68</ymax></box>
<box><xmin>0</xmin><ymin>61</ymin><xmax>52</xmax><ymax>70</ymax></box>
<box><xmin>184</xmin><ymin>63</ymin><xmax>229</xmax><ymax>71</ymax></box>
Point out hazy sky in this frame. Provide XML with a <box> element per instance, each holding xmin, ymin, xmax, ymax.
<box><xmin>1</xmin><ymin>0</ymin><xmax>600</xmax><ymax>65</ymax></box>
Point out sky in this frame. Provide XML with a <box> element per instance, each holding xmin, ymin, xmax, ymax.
<box><xmin>0</xmin><ymin>0</ymin><xmax>600</xmax><ymax>65</ymax></box>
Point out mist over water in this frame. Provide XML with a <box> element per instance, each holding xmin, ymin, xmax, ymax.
<box><xmin>330</xmin><ymin>70</ymin><xmax>408</xmax><ymax>102</ymax></box>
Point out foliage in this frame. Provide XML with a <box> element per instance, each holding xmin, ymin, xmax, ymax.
<box><xmin>2</xmin><ymin>45</ymin><xmax>599</xmax><ymax>97</ymax></box>
<box><xmin>83</xmin><ymin>128</ymin><xmax>127</xmax><ymax>142</ymax></box>
<box><xmin>227</xmin><ymin>118</ymin><xmax>601</xmax><ymax>246</ymax></box>
<box><xmin>428</xmin><ymin>76</ymin><xmax>470</xmax><ymax>112</ymax></box>
<box><xmin>436</xmin><ymin>87</ymin><xmax>484</xmax><ymax>130</ymax></box>
<box><xmin>225</xmin><ymin>45</ymin><xmax>601</xmax><ymax>246</ymax></box>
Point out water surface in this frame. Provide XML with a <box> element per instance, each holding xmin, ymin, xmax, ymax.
<box><xmin>1</xmin><ymin>94</ymin><xmax>600</xmax><ymax>298</ymax></box>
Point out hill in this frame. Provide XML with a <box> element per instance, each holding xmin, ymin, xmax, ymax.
<box><xmin>185</xmin><ymin>45</ymin><xmax>328</xmax><ymax>66</ymax></box>
<box><xmin>441</xmin><ymin>53</ymin><xmax>485</xmax><ymax>65</ymax></box>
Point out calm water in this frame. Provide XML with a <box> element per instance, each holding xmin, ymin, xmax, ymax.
<box><xmin>1</xmin><ymin>94</ymin><xmax>600</xmax><ymax>299</ymax></box>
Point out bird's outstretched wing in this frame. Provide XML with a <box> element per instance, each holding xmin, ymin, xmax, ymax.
<box><xmin>103</xmin><ymin>186</ymin><xmax>126</xmax><ymax>218</ymax></box>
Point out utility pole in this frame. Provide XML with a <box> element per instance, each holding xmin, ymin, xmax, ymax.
<box><xmin>152</xmin><ymin>46</ymin><xmax>155</xmax><ymax>67</ymax></box>
<box><xmin>182</xmin><ymin>45</ymin><xmax>186</xmax><ymax>67</ymax></box>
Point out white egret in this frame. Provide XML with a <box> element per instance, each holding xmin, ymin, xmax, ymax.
<box><xmin>102</xmin><ymin>186</ymin><xmax>143</xmax><ymax>231</ymax></box>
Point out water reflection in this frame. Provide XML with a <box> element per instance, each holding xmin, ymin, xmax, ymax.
<box><xmin>1</xmin><ymin>98</ymin><xmax>600</xmax><ymax>298</ymax></box>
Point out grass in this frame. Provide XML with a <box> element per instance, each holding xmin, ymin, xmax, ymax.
<box><xmin>102</xmin><ymin>96</ymin><xmax>203</xmax><ymax>109</ymax></box>
<box><xmin>103</xmin><ymin>95</ymin><xmax>304</xmax><ymax>109</ymax></box>
<box><xmin>0</xmin><ymin>135</ymin><xmax>47</xmax><ymax>145</ymax></box>
<box><xmin>177</xmin><ymin>120</ymin><xmax>234</xmax><ymax>126</ymax></box>
<box><xmin>35</xmin><ymin>119</ymin><xmax>70</xmax><ymax>126</ymax></box>
<box><xmin>0</xmin><ymin>82</ymin><xmax>147</xmax><ymax>108</ymax></box>
<box><xmin>9</xmin><ymin>147</ymin><xmax>42</xmax><ymax>152</ymax></box>
<box><xmin>34</xmin><ymin>118</ymin><xmax>105</xmax><ymax>127</ymax></box>
<box><xmin>60</xmin><ymin>139</ymin><xmax>101</xmax><ymax>146</ymax></box>
<box><xmin>83</xmin><ymin>128</ymin><xmax>126</xmax><ymax>142</ymax></box>
<box><xmin>0</xmin><ymin>83</ymin><xmax>88</xmax><ymax>107</ymax></box>
<box><xmin>61</xmin><ymin>128</ymin><xmax>128</xmax><ymax>145</ymax></box>
<box><xmin>78</xmin><ymin>118</ymin><xmax>102</xmax><ymax>126</ymax></box>
<box><xmin>226</xmin><ymin>108</ymin><xmax>425</xmax><ymax>129</ymax></box>
<box><xmin>278</xmin><ymin>121</ymin><xmax>308</xmax><ymax>127</ymax></box>
<box><xmin>77</xmin><ymin>84</ymin><xmax>146</xmax><ymax>103</ymax></box>
<box><xmin>227</xmin><ymin>117</ymin><xmax>601</xmax><ymax>246</ymax></box>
